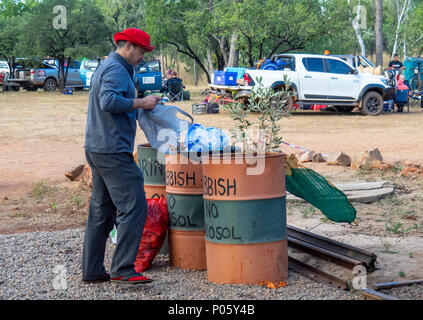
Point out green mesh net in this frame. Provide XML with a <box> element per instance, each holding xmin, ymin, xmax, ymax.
<box><xmin>286</xmin><ymin>168</ymin><xmax>356</xmax><ymax>223</ymax></box>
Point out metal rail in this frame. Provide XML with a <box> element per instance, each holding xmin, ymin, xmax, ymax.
<box><xmin>286</xmin><ymin>225</ymin><xmax>379</xmax><ymax>291</ymax></box>
<box><xmin>287</xmin><ymin>225</ymin><xmax>378</xmax><ymax>272</ymax></box>
<box><xmin>288</xmin><ymin>257</ymin><xmax>349</xmax><ymax>290</ymax></box>
<box><xmin>361</xmin><ymin>289</ymin><xmax>400</xmax><ymax>300</ymax></box>
<box><xmin>373</xmin><ymin>279</ymin><xmax>423</xmax><ymax>291</ymax></box>
<box><xmin>288</xmin><ymin>236</ymin><xmax>363</xmax><ymax>270</ymax></box>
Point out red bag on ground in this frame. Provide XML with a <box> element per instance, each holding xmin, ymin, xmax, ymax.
<box><xmin>134</xmin><ymin>198</ymin><xmax>168</xmax><ymax>273</ymax></box>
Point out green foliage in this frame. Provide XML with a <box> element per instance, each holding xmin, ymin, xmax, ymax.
<box><xmin>18</xmin><ymin>0</ymin><xmax>112</xmax><ymax>59</ymax></box>
<box><xmin>398</xmin><ymin>270</ymin><xmax>406</xmax><ymax>277</ymax></box>
<box><xmin>1</xmin><ymin>0</ymin><xmax>423</xmax><ymax>80</ymax></box>
<box><xmin>30</xmin><ymin>181</ymin><xmax>55</xmax><ymax>201</ymax></box>
<box><xmin>385</xmin><ymin>221</ymin><xmax>404</xmax><ymax>234</ymax></box>
<box><xmin>224</xmin><ymin>76</ymin><xmax>294</xmax><ymax>153</ymax></box>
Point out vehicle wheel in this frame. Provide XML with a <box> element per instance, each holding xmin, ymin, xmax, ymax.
<box><xmin>360</xmin><ymin>91</ymin><xmax>384</xmax><ymax>116</ymax></box>
<box><xmin>43</xmin><ymin>78</ymin><xmax>57</xmax><ymax>92</ymax></box>
<box><xmin>271</xmin><ymin>94</ymin><xmax>294</xmax><ymax>115</ymax></box>
<box><xmin>334</xmin><ymin>105</ymin><xmax>355</xmax><ymax>113</ymax></box>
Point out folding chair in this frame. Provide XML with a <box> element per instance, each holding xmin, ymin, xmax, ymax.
<box><xmin>167</xmin><ymin>78</ymin><xmax>184</xmax><ymax>101</ymax></box>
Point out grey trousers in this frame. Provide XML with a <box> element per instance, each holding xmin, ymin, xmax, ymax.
<box><xmin>82</xmin><ymin>150</ymin><xmax>148</xmax><ymax>280</ymax></box>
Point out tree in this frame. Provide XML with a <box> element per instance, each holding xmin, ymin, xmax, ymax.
<box><xmin>375</xmin><ymin>0</ymin><xmax>384</xmax><ymax>66</ymax></box>
<box><xmin>18</xmin><ymin>0</ymin><xmax>113</xmax><ymax>90</ymax></box>
<box><xmin>95</xmin><ymin>0</ymin><xmax>146</xmax><ymax>48</ymax></box>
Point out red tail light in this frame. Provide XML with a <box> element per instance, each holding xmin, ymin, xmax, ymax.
<box><xmin>243</xmin><ymin>73</ymin><xmax>255</xmax><ymax>86</ymax></box>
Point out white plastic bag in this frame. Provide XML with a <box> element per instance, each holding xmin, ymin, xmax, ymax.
<box><xmin>138</xmin><ymin>104</ymin><xmax>193</xmax><ymax>151</ymax></box>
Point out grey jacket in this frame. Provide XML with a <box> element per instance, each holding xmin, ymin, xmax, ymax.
<box><xmin>84</xmin><ymin>51</ymin><xmax>137</xmax><ymax>154</ymax></box>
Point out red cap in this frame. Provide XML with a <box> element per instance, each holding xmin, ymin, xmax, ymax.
<box><xmin>113</xmin><ymin>28</ymin><xmax>154</xmax><ymax>52</ymax></box>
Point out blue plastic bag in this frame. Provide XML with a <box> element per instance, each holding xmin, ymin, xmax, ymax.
<box><xmin>184</xmin><ymin>123</ymin><xmax>229</xmax><ymax>152</ymax></box>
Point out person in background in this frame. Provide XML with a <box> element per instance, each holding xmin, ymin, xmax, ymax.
<box><xmin>82</xmin><ymin>28</ymin><xmax>161</xmax><ymax>285</ymax></box>
<box><xmin>388</xmin><ymin>54</ymin><xmax>404</xmax><ymax>70</ymax></box>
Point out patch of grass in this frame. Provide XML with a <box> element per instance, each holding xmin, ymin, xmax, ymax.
<box><xmin>409</xmin><ymin>252</ymin><xmax>414</xmax><ymax>259</ymax></box>
<box><xmin>30</xmin><ymin>181</ymin><xmax>55</xmax><ymax>201</ymax></box>
<box><xmin>320</xmin><ymin>216</ymin><xmax>330</xmax><ymax>223</ymax></box>
<box><xmin>51</xmin><ymin>201</ymin><xmax>58</xmax><ymax>211</ymax></box>
<box><xmin>380</xmin><ymin>196</ymin><xmax>406</xmax><ymax>208</ymax></box>
<box><xmin>72</xmin><ymin>196</ymin><xmax>83</xmax><ymax>206</ymax></box>
<box><xmin>9</xmin><ymin>211</ymin><xmax>30</xmax><ymax>219</ymax></box>
<box><xmin>301</xmin><ymin>207</ymin><xmax>316</xmax><ymax>219</ymax></box>
<box><xmin>392</xmin><ymin>164</ymin><xmax>403</xmax><ymax>174</ymax></box>
<box><xmin>356</xmin><ymin>168</ymin><xmax>375</xmax><ymax>180</ymax></box>
<box><xmin>385</xmin><ymin>221</ymin><xmax>404</xmax><ymax>234</ymax></box>
<box><xmin>380</xmin><ymin>238</ymin><xmax>399</xmax><ymax>254</ymax></box>
<box><xmin>404</xmin><ymin>224</ymin><xmax>419</xmax><ymax>233</ymax></box>
<box><xmin>398</xmin><ymin>270</ymin><xmax>406</xmax><ymax>277</ymax></box>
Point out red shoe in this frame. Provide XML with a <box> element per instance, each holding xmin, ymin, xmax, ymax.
<box><xmin>110</xmin><ymin>274</ymin><xmax>154</xmax><ymax>284</ymax></box>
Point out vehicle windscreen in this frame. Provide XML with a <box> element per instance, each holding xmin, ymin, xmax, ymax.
<box><xmin>136</xmin><ymin>60</ymin><xmax>161</xmax><ymax>73</ymax></box>
<box><xmin>359</xmin><ymin>56</ymin><xmax>375</xmax><ymax>68</ymax></box>
<box><xmin>271</xmin><ymin>55</ymin><xmax>295</xmax><ymax>70</ymax></box>
<box><xmin>84</xmin><ymin>60</ymin><xmax>99</xmax><ymax>70</ymax></box>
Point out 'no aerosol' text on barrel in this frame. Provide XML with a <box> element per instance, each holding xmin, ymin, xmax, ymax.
<box><xmin>166</xmin><ymin>152</ymin><xmax>206</xmax><ymax>270</ymax></box>
<box><xmin>137</xmin><ymin>143</ymin><xmax>168</xmax><ymax>255</ymax></box>
<box><xmin>202</xmin><ymin>152</ymin><xmax>288</xmax><ymax>284</ymax></box>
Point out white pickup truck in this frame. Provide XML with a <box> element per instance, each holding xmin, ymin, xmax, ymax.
<box><xmin>215</xmin><ymin>53</ymin><xmax>395</xmax><ymax>116</ymax></box>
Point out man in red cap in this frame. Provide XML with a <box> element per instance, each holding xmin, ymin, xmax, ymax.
<box><xmin>82</xmin><ymin>28</ymin><xmax>160</xmax><ymax>284</ymax></box>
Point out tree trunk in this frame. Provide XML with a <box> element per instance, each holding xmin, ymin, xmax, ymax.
<box><xmin>207</xmin><ymin>48</ymin><xmax>214</xmax><ymax>74</ymax></box>
<box><xmin>227</xmin><ymin>31</ymin><xmax>239</xmax><ymax>67</ymax></box>
<box><xmin>391</xmin><ymin>0</ymin><xmax>410</xmax><ymax>59</ymax></box>
<box><xmin>58</xmin><ymin>56</ymin><xmax>65</xmax><ymax>91</ymax></box>
<box><xmin>64</xmin><ymin>57</ymin><xmax>71</xmax><ymax>88</ymax></box>
<box><xmin>193</xmin><ymin>60</ymin><xmax>198</xmax><ymax>87</ymax></box>
<box><xmin>351</xmin><ymin>1</ymin><xmax>366</xmax><ymax>57</ymax></box>
<box><xmin>217</xmin><ymin>36</ymin><xmax>228</xmax><ymax>67</ymax></box>
<box><xmin>375</xmin><ymin>0</ymin><xmax>383</xmax><ymax>67</ymax></box>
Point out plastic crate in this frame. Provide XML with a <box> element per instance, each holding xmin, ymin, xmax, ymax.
<box><xmin>213</xmin><ymin>71</ymin><xmax>237</xmax><ymax>86</ymax></box>
<box><xmin>225</xmin><ymin>67</ymin><xmax>246</xmax><ymax>79</ymax></box>
<box><xmin>207</xmin><ymin>102</ymin><xmax>219</xmax><ymax>114</ymax></box>
<box><xmin>192</xmin><ymin>103</ymin><xmax>207</xmax><ymax>115</ymax></box>
<box><xmin>395</xmin><ymin>89</ymin><xmax>409</xmax><ymax>103</ymax></box>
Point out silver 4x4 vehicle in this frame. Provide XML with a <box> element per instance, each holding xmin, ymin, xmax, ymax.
<box><xmin>7</xmin><ymin>58</ymin><xmax>84</xmax><ymax>91</ymax></box>
<box><xmin>244</xmin><ymin>53</ymin><xmax>395</xmax><ymax>115</ymax></box>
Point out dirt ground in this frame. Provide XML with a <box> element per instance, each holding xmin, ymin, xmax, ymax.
<box><xmin>1</xmin><ymin>87</ymin><xmax>423</xmax><ymax>292</ymax></box>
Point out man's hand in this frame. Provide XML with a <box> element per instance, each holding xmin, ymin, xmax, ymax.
<box><xmin>133</xmin><ymin>95</ymin><xmax>161</xmax><ymax>110</ymax></box>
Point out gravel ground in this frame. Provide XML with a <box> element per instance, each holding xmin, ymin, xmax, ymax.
<box><xmin>0</xmin><ymin>228</ymin><xmax>361</xmax><ymax>300</ymax></box>
<box><xmin>380</xmin><ymin>284</ymin><xmax>423</xmax><ymax>300</ymax></box>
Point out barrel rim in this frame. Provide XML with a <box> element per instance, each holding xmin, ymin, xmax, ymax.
<box><xmin>201</xmin><ymin>151</ymin><xmax>284</xmax><ymax>161</ymax></box>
